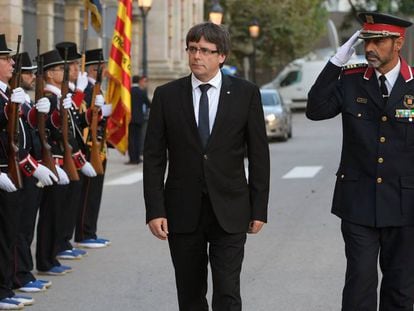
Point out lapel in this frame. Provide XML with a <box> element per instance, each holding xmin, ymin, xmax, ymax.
<box><xmin>385</xmin><ymin>58</ymin><xmax>414</xmax><ymax>113</ymax></box>
<box><xmin>179</xmin><ymin>75</ymin><xmax>201</xmax><ymax>146</ymax></box>
<box><xmin>362</xmin><ymin>66</ymin><xmax>383</xmax><ymax>110</ymax></box>
<box><xmin>207</xmin><ymin>74</ymin><xmax>233</xmax><ymax>149</ymax></box>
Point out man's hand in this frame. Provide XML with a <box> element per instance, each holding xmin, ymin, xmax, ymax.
<box><xmin>331</xmin><ymin>30</ymin><xmax>361</xmax><ymax>67</ymax></box>
<box><xmin>248</xmin><ymin>220</ymin><xmax>265</xmax><ymax>234</ymax></box>
<box><xmin>148</xmin><ymin>217</ymin><xmax>169</xmax><ymax>240</ymax></box>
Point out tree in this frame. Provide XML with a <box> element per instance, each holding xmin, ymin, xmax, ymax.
<box><xmin>205</xmin><ymin>0</ymin><xmax>328</xmax><ymax>77</ymax></box>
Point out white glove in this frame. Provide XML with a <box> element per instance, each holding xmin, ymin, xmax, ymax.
<box><xmin>61</xmin><ymin>93</ymin><xmax>72</xmax><ymax>110</ymax></box>
<box><xmin>76</xmin><ymin>72</ymin><xmax>88</xmax><ymax>92</ymax></box>
<box><xmin>0</xmin><ymin>173</ymin><xmax>17</xmax><ymax>192</ymax></box>
<box><xmin>35</xmin><ymin>97</ymin><xmax>51</xmax><ymax>114</ymax></box>
<box><xmin>80</xmin><ymin>162</ymin><xmax>97</xmax><ymax>177</ymax></box>
<box><xmin>331</xmin><ymin>30</ymin><xmax>361</xmax><ymax>67</ymax></box>
<box><xmin>95</xmin><ymin>94</ymin><xmax>104</xmax><ymax>108</ymax></box>
<box><xmin>55</xmin><ymin>165</ymin><xmax>70</xmax><ymax>185</ymax></box>
<box><xmin>11</xmin><ymin>87</ymin><xmax>26</xmax><ymax>104</ymax></box>
<box><xmin>33</xmin><ymin>164</ymin><xmax>58</xmax><ymax>186</ymax></box>
<box><xmin>101</xmin><ymin>104</ymin><xmax>112</xmax><ymax>117</ymax></box>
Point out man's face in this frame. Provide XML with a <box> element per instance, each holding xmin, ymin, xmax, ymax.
<box><xmin>0</xmin><ymin>55</ymin><xmax>14</xmax><ymax>83</ymax></box>
<box><xmin>364</xmin><ymin>36</ymin><xmax>403</xmax><ymax>72</ymax></box>
<box><xmin>187</xmin><ymin>36</ymin><xmax>226</xmax><ymax>82</ymax></box>
<box><xmin>69</xmin><ymin>60</ymin><xmax>80</xmax><ymax>82</ymax></box>
<box><xmin>46</xmin><ymin>64</ymin><xmax>64</xmax><ymax>85</ymax></box>
<box><xmin>21</xmin><ymin>72</ymin><xmax>35</xmax><ymax>90</ymax></box>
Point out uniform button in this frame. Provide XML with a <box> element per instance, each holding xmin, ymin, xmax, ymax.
<box><xmin>380</xmin><ymin>136</ymin><xmax>386</xmax><ymax>143</ymax></box>
<box><xmin>377</xmin><ymin>177</ymin><xmax>383</xmax><ymax>184</ymax></box>
<box><xmin>203</xmin><ymin>154</ymin><xmax>208</xmax><ymax>160</ymax></box>
<box><xmin>378</xmin><ymin>157</ymin><xmax>384</xmax><ymax>163</ymax></box>
<box><xmin>357</xmin><ymin>113</ymin><xmax>362</xmax><ymax>117</ymax></box>
<box><xmin>381</xmin><ymin>115</ymin><xmax>387</xmax><ymax>122</ymax></box>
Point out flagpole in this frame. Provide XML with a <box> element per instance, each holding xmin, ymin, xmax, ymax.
<box><xmin>82</xmin><ymin>0</ymin><xmax>89</xmax><ymax>72</ymax></box>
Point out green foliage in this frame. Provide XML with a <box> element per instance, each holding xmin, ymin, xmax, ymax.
<box><xmin>205</xmin><ymin>0</ymin><xmax>328</xmax><ymax>72</ymax></box>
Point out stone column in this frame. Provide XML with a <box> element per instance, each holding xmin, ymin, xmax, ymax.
<box><xmin>37</xmin><ymin>0</ymin><xmax>55</xmax><ymax>51</ymax></box>
<box><xmin>0</xmin><ymin>0</ymin><xmax>23</xmax><ymax>50</ymax></box>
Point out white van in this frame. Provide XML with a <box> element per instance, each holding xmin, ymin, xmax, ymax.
<box><xmin>262</xmin><ymin>54</ymin><xmax>366</xmax><ymax>109</ymax></box>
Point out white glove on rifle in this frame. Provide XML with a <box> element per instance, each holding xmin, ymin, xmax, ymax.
<box><xmin>55</xmin><ymin>165</ymin><xmax>70</xmax><ymax>185</ymax></box>
<box><xmin>80</xmin><ymin>162</ymin><xmax>97</xmax><ymax>177</ymax></box>
<box><xmin>0</xmin><ymin>173</ymin><xmax>17</xmax><ymax>192</ymax></box>
<box><xmin>101</xmin><ymin>104</ymin><xmax>112</xmax><ymax>117</ymax></box>
<box><xmin>35</xmin><ymin>97</ymin><xmax>51</xmax><ymax>114</ymax></box>
<box><xmin>10</xmin><ymin>87</ymin><xmax>26</xmax><ymax>104</ymax></box>
<box><xmin>330</xmin><ymin>30</ymin><xmax>361</xmax><ymax>67</ymax></box>
<box><xmin>76</xmin><ymin>72</ymin><xmax>88</xmax><ymax>92</ymax></box>
<box><xmin>95</xmin><ymin>94</ymin><xmax>104</xmax><ymax>108</ymax></box>
<box><xmin>60</xmin><ymin>93</ymin><xmax>72</xmax><ymax>110</ymax></box>
<box><xmin>33</xmin><ymin>164</ymin><xmax>58</xmax><ymax>186</ymax></box>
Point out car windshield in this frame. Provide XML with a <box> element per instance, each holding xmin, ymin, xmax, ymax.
<box><xmin>261</xmin><ymin>92</ymin><xmax>281</xmax><ymax>107</ymax></box>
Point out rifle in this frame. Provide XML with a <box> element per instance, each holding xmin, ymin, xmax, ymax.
<box><xmin>6</xmin><ymin>35</ymin><xmax>23</xmax><ymax>189</ymax></box>
<box><xmin>35</xmin><ymin>39</ymin><xmax>58</xmax><ymax>178</ymax></box>
<box><xmin>60</xmin><ymin>48</ymin><xmax>79</xmax><ymax>181</ymax></box>
<box><xmin>88</xmin><ymin>52</ymin><xmax>104</xmax><ymax>175</ymax></box>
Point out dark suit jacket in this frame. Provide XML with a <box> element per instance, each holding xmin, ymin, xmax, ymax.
<box><xmin>307</xmin><ymin>58</ymin><xmax>414</xmax><ymax>228</ymax></box>
<box><xmin>130</xmin><ymin>85</ymin><xmax>150</xmax><ymax>125</ymax></box>
<box><xmin>144</xmin><ymin>73</ymin><xmax>270</xmax><ymax>234</ymax></box>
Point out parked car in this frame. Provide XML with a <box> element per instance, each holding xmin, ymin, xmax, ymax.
<box><xmin>260</xmin><ymin>88</ymin><xmax>292</xmax><ymax>141</ymax></box>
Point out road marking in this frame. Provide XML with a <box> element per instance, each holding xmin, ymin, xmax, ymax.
<box><xmin>282</xmin><ymin>166</ymin><xmax>322</xmax><ymax>179</ymax></box>
<box><xmin>105</xmin><ymin>171</ymin><xmax>143</xmax><ymax>186</ymax></box>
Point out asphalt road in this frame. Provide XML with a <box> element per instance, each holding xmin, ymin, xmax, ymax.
<box><xmin>28</xmin><ymin>112</ymin><xmax>347</xmax><ymax>311</ymax></box>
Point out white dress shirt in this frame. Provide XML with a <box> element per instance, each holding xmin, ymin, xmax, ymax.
<box><xmin>191</xmin><ymin>70</ymin><xmax>222</xmax><ymax>133</ymax></box>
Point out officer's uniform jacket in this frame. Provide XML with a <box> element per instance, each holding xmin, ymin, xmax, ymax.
<box><xmin>307</xmin><ymin>58</ymin><xmax>414</xmax><ymax>227</ymax></box>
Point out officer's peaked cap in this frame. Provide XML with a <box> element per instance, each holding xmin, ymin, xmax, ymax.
<box><xmin>358</xmin><ymin>12</ymin><xmax>413</xmax><ymax>39</ymax></box>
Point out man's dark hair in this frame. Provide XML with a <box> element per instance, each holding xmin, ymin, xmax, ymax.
<box><xmin>186</xmin><ymin>22</ymin><xmax>231</xmax><ymax>56</ymax></box>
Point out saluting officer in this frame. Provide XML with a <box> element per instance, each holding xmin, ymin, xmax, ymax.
<box><xmin>307</xmin><ymin>12</ymin><xmax>414</xmax><ymax>310</ymax></box>
<box><xmin>75</xmin><ymin>48</ymin><xmax>111</xmax><ymax>248</ymax></box>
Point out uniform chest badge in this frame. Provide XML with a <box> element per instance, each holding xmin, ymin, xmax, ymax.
<box><xmin>403</xmin><ymin>95</ymin><xmax>414</xmax><ymax>109</ymax></box>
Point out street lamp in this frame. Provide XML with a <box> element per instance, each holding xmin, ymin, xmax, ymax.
<box><xmin>138</xmin><ymin>0</ymin><xmax>153</xmax><ymax>77</ymax></box>
<box><xmin>249</xmin><ymin>19</ymin><xmax>260</xmax><ymax>84</ymax></box>
<box><xmin>209</xmin><ymin>0</ymin><xmax>223</xmax><ymax>25</ymax></box>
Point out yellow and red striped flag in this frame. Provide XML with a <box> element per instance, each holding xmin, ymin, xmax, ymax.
<box><xmin>106</xmin><ymin>0</ymin><xmax>132</xmax><ymax>154</ymax></box>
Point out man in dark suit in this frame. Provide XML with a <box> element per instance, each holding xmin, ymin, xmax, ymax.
<box><xmin>127</xmin><ymin>75</ymin><xmax>150</xmax><ymax>164</ymax></box>
<box><xmin>144</xmin><ymin>22</ymin><xmax>270</xmax><ymax>310</ymax></box>
<box><xmin>307</xmin><ymin>12</ymin><xmax>414</xmax><ymax>310</ymax></box>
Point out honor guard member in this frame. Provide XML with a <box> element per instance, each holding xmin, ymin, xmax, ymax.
<box><xmin>0</xmin><ymin>36</ymin><xmax>53</xmax><ymax>310</ymax></box>
<box><xmin>11</xmin><ymin>52</ymin><xmax>56</xmax><ymax>294</ymax></box>
<box><xmin>75</xmin><ymin>48</ymin><xmax>112</xmax><ymax>249</ymax></box>
<box><xmin>54</xmin><ymin>42</ymin><xmax>97</xmax><ymax>260</ymax></box>
<box><xmin>307</xmin><ymin>12</ymin><xmax>414</xmax><ymax>310</ymax></box>
<box><xmin>35</xmin><ymin>49</ymin><xmax>73</xmax><ymax>276</ymax></box>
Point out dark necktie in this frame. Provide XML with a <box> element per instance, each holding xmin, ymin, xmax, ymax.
<box><xmin>198</xmin><ymin>84</ymin><xmax>211</xmax><ymax>149</ymax></box>
<box><xmin>379</xmin><ymin>75</ymin><xmax>389</xmax><ymax>103</ymax></box>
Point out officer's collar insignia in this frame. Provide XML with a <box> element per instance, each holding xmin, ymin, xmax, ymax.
<box><xmin>403</xmin><ymin>95</ymin><xmax>414</xmax><ymax>108</ymax></box>
<box><xmin>356</xmin><ymin>97</ymin><xmax>368</xmax><ymax>104</ymax></box>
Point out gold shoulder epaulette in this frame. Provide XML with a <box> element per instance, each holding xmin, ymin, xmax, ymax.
<box><xmin>343</xmin><ymin>63</ymin><xmax>368</xmax><ymax>70</ymax></box>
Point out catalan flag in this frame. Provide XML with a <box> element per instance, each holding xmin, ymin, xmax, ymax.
<box><xmin>86</xmin><ymin>0</ymin><xmax>102</xmax><ymax>33</ymax></box>
<box><xmin>106</xmin><ymin>0</ymin><xmax>132</xmax><ymax>154</ymax></box>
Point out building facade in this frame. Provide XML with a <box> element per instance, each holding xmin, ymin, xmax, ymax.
<box><xmin>0</xmin><ymin>0</ymin><xmax>204</xmax><ymax>93</ymax></box>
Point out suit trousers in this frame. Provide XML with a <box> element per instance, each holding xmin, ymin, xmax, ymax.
<box><xmin>75</xmin><ymin>159</ymin><xmax>107</xmax><ymax>242</ymax></box>
<box><xmin>13</xmin><ymin>176</ymin><xmax>42</xmax><ymax>288</ymax></box>
<box><xmin>341</xmin><ymin>220</ymin><xmax>414</xmax><ymax>311</ymax></box>
<box><xmin>168</xmin><ymin>194</ymin><xmax>247</xmax><ymax>311</ymax></box>
<box><xmin>0</xmin><ymin>189</ymin><xmax>22</xmax><ymax>299</ymax></box>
